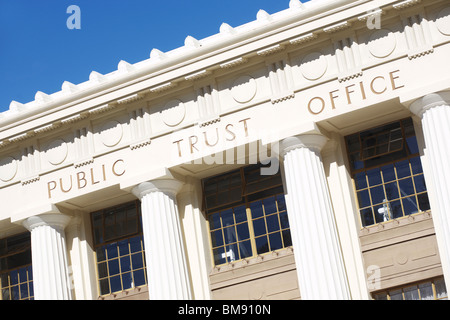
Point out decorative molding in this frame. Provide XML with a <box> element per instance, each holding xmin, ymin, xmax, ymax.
<box><xmin>61</xmin><ymin>112</ymin><xmax>90</xmax><ymax>125</ymax></box>
<box><xmin>357</xmin><ymin>8</ymin><xmax>384</xmax><ymax>21</ymax></box>
<box><xmin>393</xmin><ymin>0</ymin><xmax>421</xmax><ymax>10</ymax></box>
<box><xmin>289</xmin><ymin>32</ymin><xmax>318</xmax><ymax>45</ymax></box>
<box><xmin>21</xmin><ymin>175</ymin><xmax>40</xmax><ymax>186</ymax></box>
<box><xmin>89</xmin><ymin>103</ymin><xmax>118</xmax><ymax>115</ymax></box>
<box><xmin>408</xmin><ymin>47</ymin><xmax>434</xmax><ymax>60</ymax></box>
<box><xmin>74</xmin><ymin>158</ymin><xmax>94</xmax><ymax>168</ymax></box>
<box><xmin>198</xmin><ymin>117</ymin><xmax>221</xmax><ymax>128</ymax></box>
<box><xmin>185</xmin><ymin>70</ymin><xmax>210</xmax><ymax>81</ymax></box>
<box><xmin>323</xmin><ymin>21</ymin><xmax>351</xmax><ymax>33</ymax></box>
<box><xmin>271</xmin><ymin>92</ymin><xmax>295</xmax><ymax>104</ymax></box>
<box><xmin>130</xmin><ymin>139</ymin><xmax>152</xmax><ymax>150</ymax></box>
<box><xmin>219</xmin><ymin>57</ymin><xmax>247</xmax><ymax>69</ymax></box>
<box><xmin>116</xmin><ymin>93</ymin><xmax>144</xmax><ymax>105</ymax></box>
<box><xmin>256</xmin><ymin>44</ymin><xmax>284</xmax><ymax>56</ymax></box>
<box><xmin>149</xmin><ymin>82</ymin><xmax>176</xmax><ymax>93</ymax></box>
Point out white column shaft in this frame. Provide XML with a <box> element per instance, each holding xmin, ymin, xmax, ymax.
<box><xmin>281</xmin><ymin>135</ymin><xmax>350</xmax><ymax>299</ymax></box>
<box><xmin>411</xmin><ymin>93</ymin><xmax>450</xmax><ymax>286</ymax></box>
<box><xmin>24</xmin><ymin>214</ymin><xmax>72</xmax><ymax>300</ymax></box>
<box><xmin>134</xmin><ymin>180</ymin><xmax>192</xmax><ymax>300</ymax></box>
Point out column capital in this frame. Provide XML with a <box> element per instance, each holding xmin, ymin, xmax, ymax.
<box><xmin>23</xmin><ymin>213</ymin><xmax>72</xmax><ymax>232</ymax></box>
<box><xmin>410</xmin><ymin>90</ymin><xmax>450</xmax><ymax>118</ymax></box>
<box><xmin>280</xmin><ymin>134</ymin><xmax>328</xmax><ymax>157</ymax></box>
<box><xmin>132</xmin><ymin>178</ymin><xmax>184</xmax><ymax>199</ymax></box>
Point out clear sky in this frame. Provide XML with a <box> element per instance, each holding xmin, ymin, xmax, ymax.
<box><xmin>0</xmin><ymin>0</ymin><xmax>310</xmax><ymax>113</ymax></box>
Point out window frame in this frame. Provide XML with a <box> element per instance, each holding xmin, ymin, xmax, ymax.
<box><xmin>203</xmin><ymin>164</ymin><xmax>292</xmax><ymax>267</ymax></box>
<box><xmin>345</xmin><ymin>118</ymin><xmax>431</xmax><ymax>228</ymax></box>
<box><xmin>91</xmin><ymin>200</ymin><xmax>147</xmax><ymax>297</ymax></box>
<box><xmin>372</xmin><ymin>277</ymin><xmax>448</xmax><ymax>300</ymax></box>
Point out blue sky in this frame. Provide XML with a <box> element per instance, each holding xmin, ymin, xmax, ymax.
<box><xmin>0</xmin><ymin>0</ymin><xmax>309</xmax><ymax>113</ymax></box>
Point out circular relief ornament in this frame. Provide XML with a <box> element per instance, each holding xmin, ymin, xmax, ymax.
<box><xmin>231</xmin><ymin>75</ymin><xmax>257</xmax><ymax>104</ymax></box>
<box><xmin>436</xmin><ymin>7</ymin><xmax>450</xmax><ymax>36</ymax></box>
<box><xmin>368</xmin><ymin>29</ymin><xmax>396</xmax><ymax>58</ymax></box>
<box><xmin>46</xmin><ymin>139</ymin><xmax>68</xmax><ymax>165</ymax></box>
<box><xmin>162</xmin><ymin>99</ymin><xmax>186</xmax><ymax>127</ymax></box>
<box><xmin>299</xmin><ymin>52</ymin><xmax>328</xmax><ymax>81</ymax></box>
<box><xmin>101</xmin><ymin>120</ymin><xmax>123</xmax><ymax>147</ymax></box>
<box><xmin>0</xmin><ymin>156</ymin><xmax>18</xmax><ymax>182</ymax></box>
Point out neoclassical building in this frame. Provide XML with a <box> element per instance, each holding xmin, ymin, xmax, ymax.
<box><xmin>0</xmin><ymin>0</ymin><xmax>449</xmax><ymax>300</ymax></box>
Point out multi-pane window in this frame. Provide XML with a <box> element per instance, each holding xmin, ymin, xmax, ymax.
<box><xmin>346</xmin><ymin>118</ymin><xmax>430</xmax><ymax>227</ymax></box>
<box><xmin>0</xmin><ymin>233</ymin><xmax>33</xmax><ymax>300</ymax></box>
<box><xmin>91</xmin><ymin>201</ymin><xmax>147</xmax><ymax>296</ymax></box>
<box><xmin>373</xmin><ymin>277</ymin><xmax>448</xmax><ymax>300</ymax></box>
<box><xmin>203</xmin><ymin>164</ymin><xmax>292</xmax><ymax>266</ymax></box>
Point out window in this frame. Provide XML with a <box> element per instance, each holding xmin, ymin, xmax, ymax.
<box><xmin>373</xmin><ymin>277</ymin><xmax>447</xmax><ymax>300</ymax></box>
<box><xmin>0</xmin><ymin>233</ymin><xmax>33</xmax><ymax>300</ymax></box>
<box><xmin>91</xmin><ymin>201</ymin><xmax>147</xmax><ymax>296</ymax></box>
<box><xmin>203</xmin><ymin>164</ymin><xmax>292</xmax><ymax>266</ymax></box>
<box><xmin>346</xmin><ymin>118</ymin><xmax>430</xmax><ymax>227</ymax></box>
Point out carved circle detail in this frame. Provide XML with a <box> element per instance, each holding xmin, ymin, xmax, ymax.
<box><xmin>231</xmin><ymin>75</ymin><xmax>257</xmax><ymax>103</ymax></box>
<box><xmin>0</xmin><ymin>156</ymin><xmax>18</xmax><ymax>182</ymax></box>
<box><xmin>101</xmin><ymin>120</ymin><xmax>123</xmax><ymax>147</ymax></box>
<box><xmin>368</xmin><ymin>29</ymin><xmax>397</xmax><ymax>58</ymax></box>
<box><xmin>46</xmin><ymin>139</ymin><xmax>68</xmax><ymax>165</ymax></box>
<box><xmin>300</xmin><ymin>52</ymin><xmax>328</xmax><ymax>81</ymax></box>
<box><xmin>436</xmin><ymin>7</ymin><xmax>450</xmax><ymax>36</ymax></box>
<box><xmin>162</xmin><ymin>99</ymin><xmax>186</xmax><ymax>127</ymax></box>
<box><xmin>396</xmin><ymin>253</ymin><xmax>408</xmax><ymax>265</ymax></box>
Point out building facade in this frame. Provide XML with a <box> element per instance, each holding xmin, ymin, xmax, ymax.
<box><xmin>0</xmin><ymin>0</ymin><xmax>450</xmax><ymax>300</ymax></box>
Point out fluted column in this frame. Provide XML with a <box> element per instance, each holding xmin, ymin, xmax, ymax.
<box><xmin>410</xmin><ymin>90</ymin><xmax>450</xmax><ymax>287</ymax></box>
<box><xmin>280</xmin><ymin>134</ymin><xmax>350</xmax><ymax>299</ymax></box>
<box><xmin>23</xmin><ymin>214</ymin><xmax>72</xmax><ymax>300</ymax></box>
<box><xmin>132</xmin><ymin>179</ymin><xmax>192</xmax><ymax>300</ymax></box>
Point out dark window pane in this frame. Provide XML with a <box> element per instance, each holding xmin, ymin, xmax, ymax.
<box><xmin>402</xmin><ymin>196</ymin><xmax>418</xmax><ymax>215</ymax></box>
<box><xmin>234</xmin><ymin>206</ymin><xmax>247</xmax><ymax>223</ymax></box>
<box><xmin>121</xmin><ymin>272</ymin><xmax>133</xmax><ymax>290</ymax></box>
<box><xmin>357</xmin><ymin>190</ymin><xmax>371</xmax><ymax>208</ymax></box>
<box><xmin>414</xmin><ymin>175</ymin><xmax>427</xmax><ymax>193</ymax></box>
<box><xmin>238</xmin><ymin>240</ymin><xmax>252</xmax><ymax>259</ymax></box>
<box><xmin>282</xmin><ymin>230</ymin><xmax>292</xmax><ymax>247</ymax></box>
<box><xmin>209</xmin><ymin>212</ymin><xmax>221</xmax><ymax>230</ymax></box>
<box><xmin>120</xmin><ymin>256</ymin><xmax>131</xmax><ymax>273</ymax></box>
<box><xmin>118</xmin><ymin>240</ymin><xmax>129</xmax><ymax>256</ymax></box>
<box><xmin>98</xmin><ymin>262</ymin><xmax>108</xmax><ymax>278</ymax></box>
<box><xmin>211</xmin><ymin>230</ymin><xmax>224</xmax><ymax>248</ymax></box>
<box><xmin>410</xmin><ymin>157</ymin><xmax>423</xmax><ymax>174</ymax></box>
<box><xmin>263</xmin><ymin>197</ymin><xmax>277</xmax><ymax>215</ymax></box>
<box><xmin>276</xmin><ymin>195</ymin><xmax>286</xmax><ymax>212</ymax></box>
<box><xmin>131</xmin><ymin>253</ymin><xmax>144</xmax><ymax>269</ymax></box>
<box><xmin>390</xmin><ymin>200</ymin><xmax>403</xmax><ymax>219</ymax></box>
<box><xmin>279</xmin><ymin>212</ymin><xmax>290</xmax><ymax>229</ymax></box>
<box><xmin>255</xmin><ymin>236</ymin><xmax>269</xmax><ymax>254</ymax></box>
<box><xmin>108</xmin><ymin>259</ymin><xmax>120</xmax><ymax>276</ymax></box>
<box><xmin>109</xmin><ymin>275</ymin><xmax>121</xmax><ymax>293</ymax></box>
<box><xmin>213</xmin><ymin>247</ymin><xmax>225</xmax><ymax>265</ymax></box>
<box><xmin>370</xmin><ymin>186</ymin><xmax>385</xmax><ymax>205</ymax></box>
<box><xmin>418</xmin><ymin>193</ymin><xmax>430</xmax><ymax>211</ymax></box>
<box><xmin>223</xmin><ymin>226</ymin><xmax>237</xmax><ymax>245</ymax></box>
<box><xmin>398</xmin><ymin>178</ymin><xmax>415</xmax><ymax>196</ymax></box>
<box><xmin>253</xmin><ymin>218</ymin><xmax>266</xmax><ymax>237</ymax></box>
<box><xmin>406</xmin><ymin>136</ymin><xmax>419</xmax><ymax>155</ymax></box>
<box><xmin>269</xmin><ymin>233</ymin><xmax>283</xmax><ymax>251</ymax></box>
<box><xmin>385</xmin><ymin>182</ymin><xmax>399</xmax><ymax>200</ymax></box>
<box><xmin>395</xmin><ymin>160</ymin><xmax>411</xmax><ymax>179</ymax></box>
<box><xmin>96</xmin><ymin>247</ymin><xmax>106</xmax><ymax>262</ymax></box>
<box><xmin>250</xmin><ymin>201</ymin><xmax>263</xmax><ymax>218</ymax></box>
<box><xmin>360</xmin><ymin>208</ymin><xmax>374</xmax><ymax>227</ymax></box>
<box><xmin>221</xmin><ymin>209</ymin><xmax>234</xmax><ymax>227</ymax></box>
<box><xmin>106</xmin><ymin>243</ymin><xmax>118</xmax><ymax>259</ymax></box>
<box><xmin>381</xmin><ymin>164</ymin><xmax>396</xmax><ymax>182</ymax></box>
<box><xmin>354</xmin><ymin>172</ymin><xmax>367</xmax><ymax>189</ymax></box>
<box><xmin>133</xmin><ymin>270</ymin><xmax>146</xmax><ymax>287</ymax></box>
<box><xmin>367</xmin><ymin>168</ymin><xmax>382</xmax><ymax>186</ymax></box>
<box><xmin>236</xmin><ymin>223</ymin><xmax>250</xmax><ymax>241</ymax></box>
<box><xmin>266</xmin><ymin>214</ymin><xmax>280</xmax><ymax>233</ymax></box>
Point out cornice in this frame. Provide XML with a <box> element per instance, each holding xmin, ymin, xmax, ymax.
<box><xmin>0</xmin><ymin>0</ymin><xmax>442</xmax><ymax>147</ymax></box>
